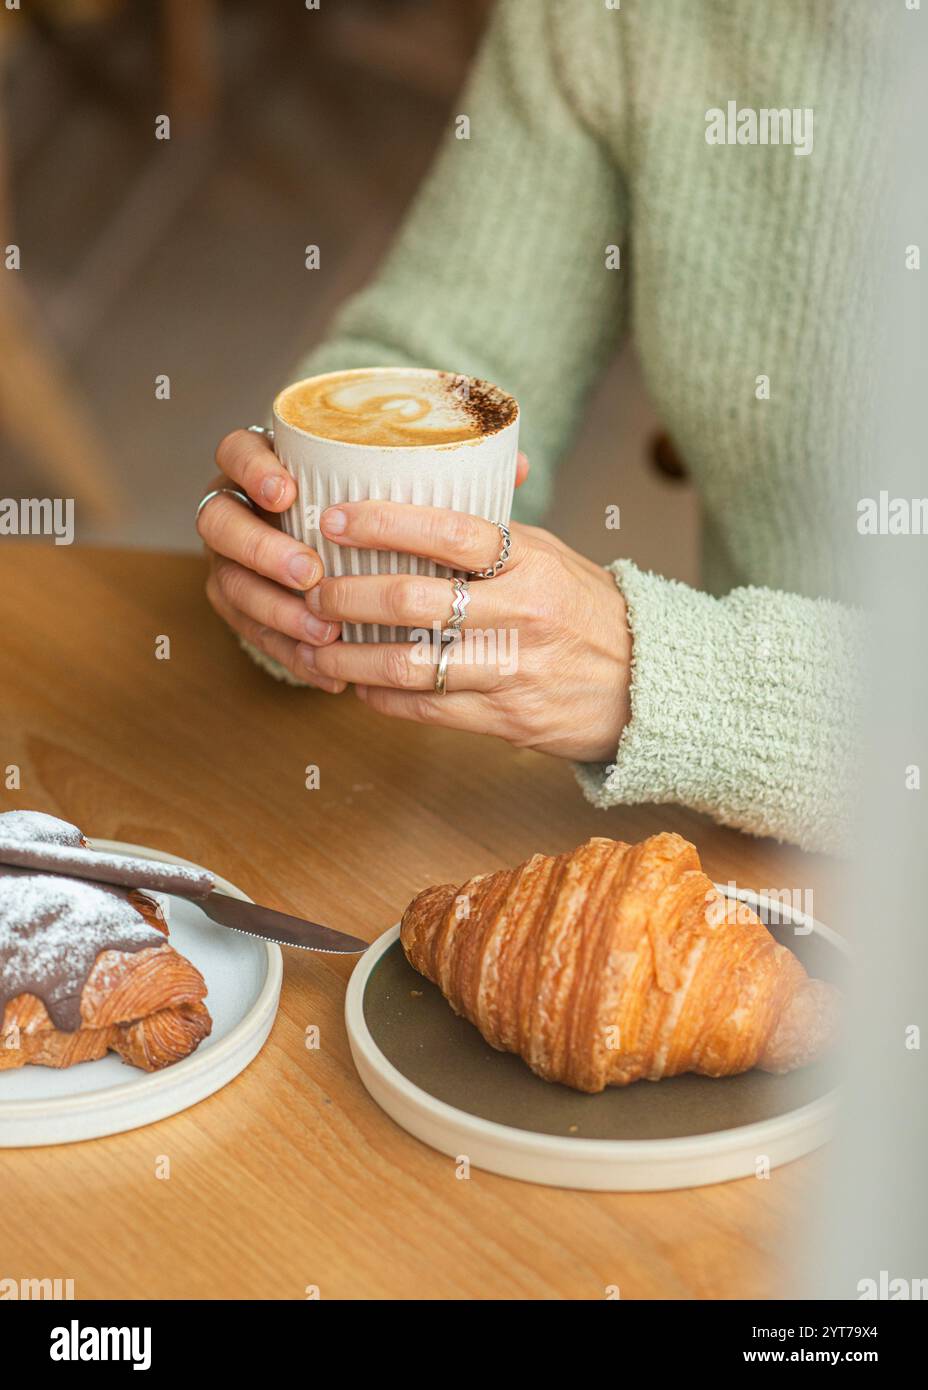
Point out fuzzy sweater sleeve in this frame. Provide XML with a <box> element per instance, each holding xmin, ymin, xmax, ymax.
<box><xmin>574</xmin><ymin>560</ymin><xmax>867</xmax><ymax>856</ymax></box>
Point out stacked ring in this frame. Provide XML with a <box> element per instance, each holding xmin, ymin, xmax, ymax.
<box><xmin>469</xmin><ymin>521</ymin><xmax>511</xmax><ymax>579</ymax></box>
<box><xmin>434</xmin><ymin>576</ymin><xmax>471</xmax><ymax>693</ymax></box>
<box><xmin>434</xmin><ymin>633</ymin><xmax>458</xmax><ymax>695</ymax></box>
<box><xmin>446</xmin><ymin>576</ymin><xmax>471</xmax><ymax>633</ymax></box>
<box><xmin>196</xmin><ymin>486</ymin><xmax>256</xmax><ymax>523</ymax></box>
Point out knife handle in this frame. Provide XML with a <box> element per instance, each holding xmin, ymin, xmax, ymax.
<box><xmin>0</xmin><ymin>839</ymin><xmax>215</xmax><ymax>899</ymax></box>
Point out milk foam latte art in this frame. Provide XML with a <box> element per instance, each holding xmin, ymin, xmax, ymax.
<box><xmin>272</xmin><ymin>367</ymin><xmax>520</xmax><ymax>645</ymax></box>
<box><xmin>276</xmin><ymin>368</ymin><xmax>516</xmax><ymax>448</ymax></box>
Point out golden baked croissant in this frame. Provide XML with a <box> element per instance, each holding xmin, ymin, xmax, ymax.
<box><xmin>401</xmin><ymin>832</ymin><xmax>839</xmax><ymax>1092</ymax></box>
<box><xmin>0</xmin><ymin>810</ymin><xmax>211</xmax><ymax>1073</ymax></box>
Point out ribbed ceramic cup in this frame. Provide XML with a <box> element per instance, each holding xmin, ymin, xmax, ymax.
<box><xmin>272</xmin><ymin>367</ymin><xmax>520</xmax><ymax>643</ymax></box>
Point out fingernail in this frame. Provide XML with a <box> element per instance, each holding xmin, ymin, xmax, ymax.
<box><xmin>322</xmin><ymin>507</ymin><xmax>347</xmax><ymax>535</ymax></box>
<box><xmin>288</xmin><ymin>554</ymin><xmax>318</xmax><ymax>588</ymax></box>
<box><xmin>302</xmin><ymin>613</ymin><xmax>334</xmax><ymax>643</ymax></box>
<box><xmin>261</xmin><ymin>476</ymin><xmax>285</xmax><ymax>505</ymax></box>
<box><xmin>306</xmin><ymin>587</ymin><xmax>323</xmax><ymax>614</ymax></box>
<box><xmin>297</xmin><ymin>644</ymin><xmax>316</xmax><ymax>668</ymax></box>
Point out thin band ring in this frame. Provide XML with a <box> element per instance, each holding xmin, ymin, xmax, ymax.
<box><xmin>446</xmin><ymin>576</ymin><xmax>471</xmax><ymax>633</ymax></box>
<box><xmin>196</xmin><ymin>486</ymin><xmax>257</xmax><ymax>523</ymax></box>
<box><xmin>469</xmin><ymin>521</ymin><xmax>511</xmax><ymax>579</ymax></box>
<box><xmin>434</xmin><ymin>632</ymin><xmax>459</xmax><ymax>695</ymax></box>
<box><xmin>247</xmin><ymin>424</ymin><xmax>275</xmax><ymax>441</ymax></box>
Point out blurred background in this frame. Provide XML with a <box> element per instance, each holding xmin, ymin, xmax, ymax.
<box><xmin>0</xmin><ymin>0</ymin><xmax>697</xmax><ymax>576</ymax></box>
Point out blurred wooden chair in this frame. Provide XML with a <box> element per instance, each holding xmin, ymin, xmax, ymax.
<box><xmin>0</xmin><ymin>27</ymin><xmax>119</xmax><ymax>520</ymax></box>
<box><xmin>321</xmin><ymin>0</ymin><xmax>494</xmax><ymax>98</ymax></box>
<box><xmin>0</xmin><ymin>0</ymin><xmax>218</xmax><ymax>522</ymax></box>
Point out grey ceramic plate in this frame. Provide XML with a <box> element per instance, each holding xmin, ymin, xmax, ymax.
<box><xmin>345</xmin><ymin>887</ymin><xmax>847</xmax><ymax>1190</ymax></box>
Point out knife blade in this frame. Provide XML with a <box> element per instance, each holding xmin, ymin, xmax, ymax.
<box><xmin>195</xmin><ymin>891</ymin><xmax>369</xmax><ymax>954</ymax></box>
<box><xmin>0</xmin><ymin>836</ymin><xmax>369</xmax><ymax>955</ymax></box>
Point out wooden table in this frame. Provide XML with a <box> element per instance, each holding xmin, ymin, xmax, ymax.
<box><xmin>0</xmin><ymin>546</ymin><xmax>838</xmax><ymax>1300</ymax></box>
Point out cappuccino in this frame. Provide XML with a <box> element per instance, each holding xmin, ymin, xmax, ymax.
<box><xmin>272</xmin><ymin>366</ymin><xmax>520</xmax><ymax>642</ymax></box>
<box><xmin>275</xmin><ymin>368</ymin><xmax>517</xmax><ymax>448</ymax></box>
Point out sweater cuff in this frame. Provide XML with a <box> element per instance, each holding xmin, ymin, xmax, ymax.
<box><xmin>574</xmin><ymin>560</ymin><xmax>863</xmax><ymax>853</ymax></box>
<box><xmin>239</xmin><ymin>637</ymin><xmax>309</xmax><ymax>687</ymax></box>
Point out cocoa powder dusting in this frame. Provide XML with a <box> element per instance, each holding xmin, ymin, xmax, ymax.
<box><xmin>438</xmin><ymin>373</ymin><xmax>517</xmax><ymax>438</ymax></box>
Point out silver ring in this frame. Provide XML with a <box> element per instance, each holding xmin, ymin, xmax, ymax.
<box><xmin>196</xmin><ymin>487</ymin><xmax>257</xmax><ymax>523</ymax></box>
<box><xmin>434</xmin><ymin>632</ymin><xmax>459</xmax><ymax>695</ymax></box>
<box><xmin>468</xmin><ymin>522</ymin><xmax>511</xmax><ymax>579</ymax></box>
<box><xmin>247</xmin><ymin>424</ymin><xmax>275</xmax><ymax>441</ymax></box>
<box><xmin>446</xmin><ymin>576</ymin><xmax>471</xmax><ymax>633</ymax></box>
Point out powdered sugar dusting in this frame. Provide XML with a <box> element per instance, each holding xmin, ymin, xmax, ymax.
<box><xmin>0</xmin><ymin>840</ymin><xmax>214</xmax><ymax>896</ymax></box>
<box><xmin>0</xmin><ymin>870</ymin><xmax>166</xmax><ymax>1032</ymax></box>
<box><xmin>0</xmin><ymin>811</ymin><xmax>84</xmax><ymax>846</ymax></box>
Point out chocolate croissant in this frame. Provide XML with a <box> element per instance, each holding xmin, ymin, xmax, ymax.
<box><xmin>401</xmin><ymin>832</ymin><xmax>839</xmax><ymax>1093</ymax></box>
<box><xmin>0</xmin><ymin>840</ymin><xmax>211</xmax><ymax>1073</ymax></box>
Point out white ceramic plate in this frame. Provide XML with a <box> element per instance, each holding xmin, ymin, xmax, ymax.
<box><xmin>0</xmin><ymin>840</ymin><xmax>282</xmax><ymax>1147</ymax></box>
<box><xmin>345</xmin><ymin>886</ymin><xmax>848</xmax><ymax>1192</ymax></box>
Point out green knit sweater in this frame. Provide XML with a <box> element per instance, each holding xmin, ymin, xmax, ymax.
<box><xmin>275</xmin><ymin>0</ymin><xmax>886</xmax><ymax>855</ymax></box>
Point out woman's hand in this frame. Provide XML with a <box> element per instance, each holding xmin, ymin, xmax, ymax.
<box><xmin>197</xmin><ymin>430</ymin><xmax>347</xmax><ymax>692</ymax></box>
<box><xmin>303</xmin><ymin>502</ymin><xmax>632</xmax><ymax>763</ymax></box>
<box><xmin>198</xmin><ymin>431</ymin><xmax>530</xmax><ymax>694</ymax></box>
<box><xmin>199</xmin><ymin>432</ymin><xmax>630</xmax><ymax>761</ymax></box>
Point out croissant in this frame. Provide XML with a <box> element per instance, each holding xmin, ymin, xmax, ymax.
<box><xmin>0</xmin><ymin>845</ymin><xmax>211</xmax><ymax>1073</ymax></box>
<box><xmin>401</xmin><ymin>832</ymin><xmax>839</xmax><ymax>1093</ymax></box>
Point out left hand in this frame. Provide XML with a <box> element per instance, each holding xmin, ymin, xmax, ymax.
<box><xmin>298</xmin><ymin>501</ymin><xmax>632</xmax><ymax>762</ymax></box>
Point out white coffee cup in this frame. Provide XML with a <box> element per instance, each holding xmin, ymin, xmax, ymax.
<box><xmin>272</xmin><ymin>367</ymin><xmax>520</xmax><ymax>643</ymax></box>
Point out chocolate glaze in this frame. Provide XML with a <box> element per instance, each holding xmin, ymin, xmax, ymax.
<box><xmin>0</xmin><ymin>867</ymin><xmax>167</xmax><ymax>1033</ymax></box>
<box><xmin>0</xmin><ymin>839</ymin><xmax>215</xmax><ymax>898</ymax></box>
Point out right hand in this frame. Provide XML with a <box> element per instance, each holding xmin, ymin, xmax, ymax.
<box><xmin>197</xmin><ymin>430</ymin><xmax>346</xmax><ymax>691</ymax></box>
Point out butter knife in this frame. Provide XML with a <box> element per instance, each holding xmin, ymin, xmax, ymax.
<box><xmin>0</xmin><ymin>839</ymin><xmax>369</xmax><ymax>955</ymax></box>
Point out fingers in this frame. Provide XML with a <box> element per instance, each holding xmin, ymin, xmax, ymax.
<box><xmin>306</xmin><ymin>571</ymin><xmax>504</xmax><ymax>629</ymax></box>
<box><xmin>298</xmin><ymin>638</ymin><xmax>501</xmax><ymax>692</ymax></box>
<box><xmin>215</xmin><ymin>429</ymin><xmax>296</xmax><ymax>511</ymax></box>
<box><xmin>209</xmin><ymin>557</ymin><xmax>340</xmax><ymax>646</ymax></box>
<box><xmin>515</xmin><ymin>451</ymin><xmax>530</xmax><ymax>488</ymax></box>
<box><xmin>353</xmin><ymin>683</ymin><xmax>508</xmax><ymax>736</ymax></box>
<box><xmin>197</xmin><ymin>490</ymin><xmax>321</xmax><ymax>590</ymax></box>
<box><xmin>206</xmin><ymin>569</ymin><xmax>346</xmax><ymax>693</ymax></box>
<box><xmin>319</xmin><ymin>501</ymin><xmax>520</xmax><ymax>573</ymax></box>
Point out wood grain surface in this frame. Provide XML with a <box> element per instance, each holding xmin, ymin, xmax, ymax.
<box><xmin>0</xmin><ymin>545</ymin><xmax>839</xmax><ymax>1300</ymax></box>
